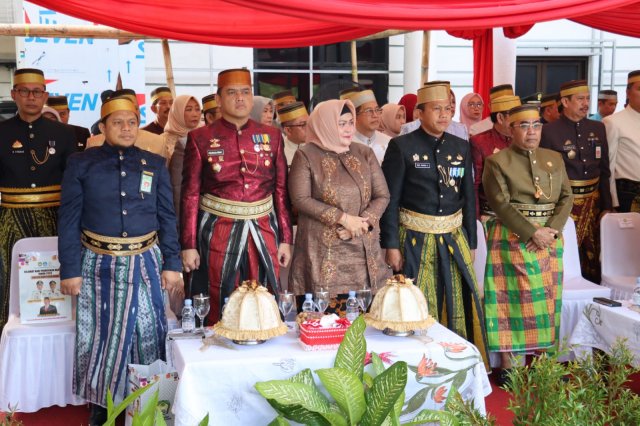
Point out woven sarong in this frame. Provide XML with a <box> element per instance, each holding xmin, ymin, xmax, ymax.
<box><xmin>190</xmin><ymin>209</ymin><xmax>281</xmax><ymax>324</ymax></box>
<box><xmin>570</xmin><ymin>189</ymin><xmax>601</xmax><ymax>283</ymax></box>
<box><xmin>74</xmin><ymin>245</ymin><xmax>167</xmax><ymax>407</ymax></box>
<box><xmin>483</xmin><ymin>218</ymin><xmax>563</xmax><ymax>352</ymax></box>
<box><xmin>400</xmin><ymin>225</ymin><xmax>491</xmax><ymax>372</ymax></box>
<box><xmin>0</xmin><ymin>206</ymin><xmax>58</xmax><ymax>331</ymax></box>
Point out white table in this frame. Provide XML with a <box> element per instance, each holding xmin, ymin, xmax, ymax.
<box><xmin>569</xmin><ymin>300</ymin><xmax>640</xmax><ymax>366</ymax></box>
<box><xmin>170</xmin><ymin>323</ymin><xmax>491</xmax><ymax>426</ymax></box>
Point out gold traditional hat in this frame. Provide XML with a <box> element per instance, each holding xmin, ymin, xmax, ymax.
<box><xmin>272</xmin><ymin>89</ymin><xmax>296</xmax><ymax>106</ymax></box>
<box><xmin>339</xmin><ymin>86</ymin><xmax>361</xmax><ymax>100</ymax></box>
<box><xmin>560</xmin><ymin>80</ymin><xmax>589</xmax><ymax>97</ymax></box>
<box><xmin>202</xmin><ymin>94</ymin><xmax>218</xmax><ymax>112</ymax></box>
<box><xmin>598</xmin><ymin>89</ymin><xmax>617</xmax><ymax>101</ymax></box>
<box><xmin>100</xmin><ymin>97</ymin><xmax>138</xmax><ymax>120</ymax></box>
<box><xmin>350</xmin><ymin>90</ymin><xmax>377</xmax><ymax>108</ymax></box>
<box><xmin>417</xmin><ymin>83</ymin><xmax>449</xmax><ymax>106</ymax></box>
<box><xmin>509</xmin><ymin>104</ymin><xmax>540</xmax><ymax>124</ymax></box>
<box><xmin>13</xmin><ymin>68</ymin><xmax>45</xmax><ymax>86</ymax></box>
<box><xmin>112</xmin><ymin>89</ymin><xmax>137</xmax><ymax>105</ymax></box>
<box><xmin>213</xmin><ymin>280</ymin><xmax>287</xmax><ymax>342</ymax></box>
<box><xmin>628</xmin><ymin>70</ymin><xmax>640</xmax><ymax>85</ymax></box>
<box><xmin>424</xmin><ymin>80</ymin><xmax>451</xmax><ymax>93</ymax></box>
<box><xmin>540</xmin><ymin>93</ymin><xmax>560</xmax><ymax>108</ymax></box>
<box><xmin>218</xmin><ymin>68</ymin><xmax>251</xmax><ymax>89</ymax></box>
<box><xmin>277</xmin><ymin>101</ymin><xmax>308</xmax><ymax>124</ymax></box>
<box><xmin>364</xmin><ymin>275</ymin><xmax>435</xmax><ymax>332</ymax></box>
<box><xmin>490</xmin><ymin>95</ymin><xmax>521</xmax><ymax>113</ymax></box>
<box><xmin>489</xmin><ymin>84</ymin><xmax>514</xmax><ymax>101</ymax></box>
<box><xmin>150</xmin><ymin>86</ymin><xmax>172</xmax><ymax>105</ymax></box>
<box><xmin>45</xmin><ymin>96</ymin><xmax>69</xmax><ymax>110</ymax></box>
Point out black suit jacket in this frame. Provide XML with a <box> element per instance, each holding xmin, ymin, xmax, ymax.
<box><xmin>40</xmin><ymin>305</ymin><xmax>58</xmax><ymax>315</ymax></box>
<box><xmin>70</xmin><ymin>124</ymin><xmax>91</xmax><ymax>152</ymax></box>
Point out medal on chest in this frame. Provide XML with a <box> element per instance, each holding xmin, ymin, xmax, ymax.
<box><xmin>252</xmin><ymin>134</ymin><xmax>271</xmax><ymax>153</ymax></box>
<box><xmin>48</xmin><ymin>140</ymin><xmax>56</xmax><ymax>155</ymax></box>
<box><xmin>207</xmin><ymin>149</ymin><xmax>225</xmax><ymax>172</ymax></box>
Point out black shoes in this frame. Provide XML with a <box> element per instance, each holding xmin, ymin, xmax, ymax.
<box><xmin>497</xmin><ymin>368</ymin><xmax>512</xmax><ymax>388</ymax></box>
<box><xmin>88</xmin><ymin>404</ymin><xmax>108</xmax><ymax>426</ymax></box>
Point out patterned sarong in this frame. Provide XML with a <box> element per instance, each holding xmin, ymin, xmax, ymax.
<box><xmin>483</xmin><ymin>218</ymin><xmax>564</xmax><ymax>352</ymax></box>
<box><xmin>190</xmin><ymin>210</ymin><xmax>281</xmax><ymax>324</ymax></box>
<box><xmin>400</xmin><ymin>225</ymin><xmax>491</xmax><ymax>372</ymax></box>
<box><xmin>74</xmin><ymin>245</ymin><xmax>167</xmax><ymax>407</ymax></box>
<box><xmin>570</xmin><ymin>189</ymin><xmax>601</xmax><ymax>283</ymax></box>
<box><xmin>0</xmin><ymin>206</ymin><xmax>58</xmax><ymax>331</ymax></box>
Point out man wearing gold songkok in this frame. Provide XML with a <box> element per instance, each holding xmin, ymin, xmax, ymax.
<box><xmin>202</xmin><ymin>94</ymin><xmax>222</xmax><ymax>125</ymax></box>
<box><xmin>380</xmin><ymin>82</ymin><xmax>490</xmax><ymax>370</ymax></box>
<box><xmin>142</xmin><ymin>86</ymin><xmax>173</xmax><ymax>135</ymax></box>
<box><xmin>271</xmin><ymin>89</ymin><xmax>296</xmax><ymax>134</ymax></box>
<box><xmin>469</xmin><ymin>84</ymin><xmax>514</xmax><ymax>137</ymax></box>
<box><xmin>540</xmin><ymin>93</ymin><xmax>560</xmax><ymax>124</ymax></box>
<box><xmin>278</xmin><ymin>101</ymin><xmax>308</xmax><ymax>166</ymax></box>
<box><xmin>351</xmin><ymin>90</ymin><xmax>391</xmax><ymax>165</ymax></box>
<box><xmin>339</xmin><ymin>86</ymin><xmax>361</xmax><ymax>101</ymax></box>
<box><xmin>592</xmin><ymin>89</ymin><xmax>618</xmax><ymax>122</ymax></box>
<box><xmin>57</xmin><ymin>96</ymin><xmax>182</xmax><ymax>425</ymax></box>
<box><xmin>470</xmin><ymin>95</ymin><xmax>521</xmax><ymax>220</ymax></box>
<box><xmin>540</xmin><ymin>80</ymin><xmax>612</xmax><ymax>283</ymax></box>
<box><xmin>45</xmin><ymin>95</ymin><xmax>91</xmax><ymax>151</ymax></box>
<box><xmin>0</xmin><ymin>68</ymin><xmax>77</xmax><ymax>332</ymax></box>
<box><xmin>603</xmin><ymin>70</ymin><xmax>640</xmax><ymax>213</ymax></box>
<box><xmin>482</xmin><ymin>104</ymin><xmax>573</xmax><ymax>386</ymax></box>
<box><xmin>180</xmin><ymin>69</ymin><xmax>293</xmax><ymax>324</ymax></box>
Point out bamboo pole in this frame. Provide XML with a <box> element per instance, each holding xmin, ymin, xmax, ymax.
<box><xmin>161</xmin><ymin>39</ymin><xmax>176</xmax><ymax>97</ymax></box>
<box><xmin>354</xmin><ymin>30</ymin><xmax>412</xmax><ymax>42</ymax></box>
<box><xmin>421</xmin><ymin>31</ymin><xmax>431</xmax><ymax>85</ymax></box>
<box><xmin>0</xmin><ymin>24</ymin><xmax>151</xmax><ymax>39</ymax></box>
<box><xmin>350</xmin><ymin>40</ymin><xmax>358</xmax><ymax>83</ymax></box>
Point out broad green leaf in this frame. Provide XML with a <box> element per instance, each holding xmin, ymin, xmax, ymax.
<box><xmin>102</xmin><ymin>382</ymin><xmax>155</xmax><ymax>426</ymax></box>
<box><xmin>402</xmin><ymin>409</ymin><xmax>443</xmax><ymax>425</ymax></box>
<box><xmin>288</xmin><ymin>368</ymin><xmax>330</xmax><ymax>405</ymax></box>
<box><xmin>141</xmin><ymin>389</ymin><xmax>159</xmax><ymax>426</ymax></box>
<box><xmin>107</xmin><ymin>388</ymin><xmax>114</xmax><ymax>418</ymax></box>
<box><xmin>197</xmin><ymin>413</ymin><xmax>210</xmax><ymax>426</ymax></box>
<box><xmin>335</xmin><ymin>315</ymin><xmax>367</xmax><ymax>381</ymax></box>
<box><xmin>329</xmin><ymin>402</ymin><xmax>348</xmax><ymax>418</ymax></box>
<box><xmin>132</xmin><ymin>411</ymin><xmax>142</xmax><ymax>426</ymax></box>
<box><xmin>393</xmin><ymin>391</ymin><xmax>405</xmax><ymax>420</ymax></box>
<box><xmin>316</xmin><ymin>367</ymin><xmax>366</xmax><ymax>425</ymax></box>
<box><xmin>360</xmin><ymin>361</ymin><xmax>408</xmax><ymax>426</ymax></box>
<box><xmin>444</xmin><ymin>385</ymin><xmax>458</xmax><ymax>412</ymax></box>
<box><xmin>400</xmin><ymin>387</ymin><xmax>430</xmax><ymax>416</ymax></box>
<box><xmin>268</xmin><ymin>399</ymin><xmax>331</xmax><ymax>426</ymax></box>
<box><xmin>363</xmin><ymin>372</ymin><xmax>374</xmax><ymax>389</ymax></box>
<box><xmin>156</xmin><ymin>407</ymin><xmax>168</xmax><ymax>426</ymax></box>
<box><xmin>371</xmin><ymin>352</ymin><xmax>386</xmax><ymax>376</ymax></box>
<box><xmin>268</xmin><ymin>416</ymin><xmax>292</xmax><ymax>426</ymax></box>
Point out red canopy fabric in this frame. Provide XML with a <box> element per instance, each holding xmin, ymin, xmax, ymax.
<box><xmin>571</xmin><ymin>3</ymin><xmax>640</xmax><ymax>38</ymax></box>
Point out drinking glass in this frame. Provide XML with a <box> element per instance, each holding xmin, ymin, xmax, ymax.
<box><xmin>279</xmin><ymin>291</ymin><xmax>294</xmax><ymax>329</ymax></box>
<box><xmin>356</xmin><ymin>288</ymin><xmax>372</xmax><ymax>314</ymax></box>
<box><xmin>193</xmin><ymin>293</ymin><xmax>210</xmax><ymax>335</ymax></box>
<box><xmin>315</xmin><ymin>289</ymin><xmax>330</xmax><ymax>315</ymax></box>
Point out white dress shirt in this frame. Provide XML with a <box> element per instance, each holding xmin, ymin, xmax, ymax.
<box><xmin>603</xmin><ymin>106</ymin><xmax>640</xmax><ymax>207</ymax></box>
<box><xmin>352</xmin><ymin>129</ymin><xmax>391</xmax><ymax>164</ymax></box>
<box><xmin>284</xmin><ymin>136</ymin><xmax>304</xmax><ymax>166</ymax></box>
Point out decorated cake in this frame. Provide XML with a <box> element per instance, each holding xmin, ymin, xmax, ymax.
<box><xmin>298</xmin><ymin>314</ymin><xmax>351</xmax><ymax>351</ymax></box>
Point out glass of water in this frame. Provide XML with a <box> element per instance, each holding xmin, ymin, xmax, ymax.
<box><xmin>356</xmin><ymin>288</ymin><xmax>372</xmax><ymax>314</ymax></box>
<box><xmin>278</xmin><ymin>291</ymin><xmax>294</xmax><ymax>329</ymax></box>
<box><xmin>193</xmin><ymin>293</ymin><xmax>210</xmax><ymax>335</ymax></box>
<box><xmin>315</xmin><ymin>288</ymin><xmax>330</xmax><ymax>315</ymax></box>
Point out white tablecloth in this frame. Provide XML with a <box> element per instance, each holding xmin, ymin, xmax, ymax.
<box><xmin>171</xmin><ymin>323</ymin><xmax>491</xmax><ymax>426</ymax></box>
<box><xmin>569</xmin><ymin>300</ymin><xmax>640</xmax><ymax>366</ymax></box>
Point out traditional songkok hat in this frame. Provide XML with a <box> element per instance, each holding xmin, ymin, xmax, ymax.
<box><xmin>490</xmin><ymin>95</ymin><xmax>520</xmax><ymax>113</ymax></box>
<box><xmin>339</xmin><ymin>86</ymin><xmax>361</xmax><ymax>100</ymax></box>
<box><xmin>417</xmin><ymin>82</ymin><xmax>449</xmax><ymax>106</ymax></box>
<box><xmin>364</xmin><ymin>275</ymin><xmax>435</xmax><ymax>333</ymax></box>
<box><xmin>628</xmin><ymin>70</ymin><xmax>640</xmax><ymax>85</ymax></box>
<box><xmin>13</xmin><ymin>68</ymin><xmax>45</xmax><ymax>86</ymax></box>
<box><xmin>350</xmin><ymin>90</ymin><xmax>377</xmax><ymax>109</ymax></box>
<box><xmin>598</xmin><ymin>89</ymin><xmax>618</xmax><ymax>101</ymax></box>
<box><xmin>277</xmin><ymin>101</ymin><xmax>308</xmax><ymax>124</ymax></box>
<box><xmin>540</xmin><ymin>93</ymin><xmax>560</xmax><ymax>108</ymax></box>
<box><xmin>272</xmin><ymin>89</ymin><xmax>296</xmax><ymax>106</ymax></box>
<box><xmin>100</xmin><ymin>96</ymin><xmax>138</xmax><ymax>120</ymax></box>
<box><xmin>560</xmin><ymin>80</ymin><xmax>589</xmax><ymax>97</ymax></box>
<box><xmin>150</xmin><ymin>86</ymin><xmax>172</xmax><ymax>105</ymax></box>
<box><xmin>424</xmin><ymin>80</ymin><xmax>451</xmax><ymax>93</ymax></box>
<box><xmin>45</xmin><ymin>95</ymin><xmax>69</xmax><ymax>110</ymax></box>
<box><xmin>218</xmin><ymin>68</ymin><xmax>251</xmax><ymax>88</ymax></box>
<box><xmin>489</xmin><ymin>84</ymin><xmax>514</xmax><ymax>101</ymax></box>
<box><xmin>508</xmin><ymin>104</ymin><xmax>540</xmax><ymax>124</ymax></box>
<box><xmin>112</xmin><ymin>89</ymin><xmax>137</xmax><ymax>105</ymax></box>
<box><xmin>214</xmin><ymin>280</ymin><xmax>287</xmax><ymax>343</ymax></box>
<box><xmin>202</xmin><ymin>94</ymin><xmax>218</xmax><ymax>112</ymax></box>
<box><xmin>521</xmin><ymin>92</ymin><xmax>542</xmax><ymax>105</ymax></box>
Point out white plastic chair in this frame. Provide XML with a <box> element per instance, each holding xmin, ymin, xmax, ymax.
<box><xmin>600</xmin><ymin>213</ymin><xmax>640</xmax><ymax>299</ymax></box>
<box><xmin>473</xmin><ymin>220</ymin><xmax>487</xmax><ymax>296</ymax></box>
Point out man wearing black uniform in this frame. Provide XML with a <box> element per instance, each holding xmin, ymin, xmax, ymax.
<box><xmin>0</xmin><ymin>68</ymin><xmax>76</xmax><ymax>331</ymax></box>
<box><xmin>45</xmin><ymin>95</ymin><xmax>91</xmax><ymax>151</ymax></box>
<box><xmin>380</xmin><ymin>82</ymin><xmax>490</xmax><ymax>371</ymax></box>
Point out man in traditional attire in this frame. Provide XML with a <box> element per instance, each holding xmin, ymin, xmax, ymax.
<box><xmin>604</xmin><ymin>70</ymin><xmax>640</xmax><ymax>213</ymax></box>
<box><xmin>180</xmin><ymin>69</ymin><xmax>293</xmax><ymax>322</ymax></box>
<box><xmin>86</xmin><ymin>89</ymin><xmax>169</xmax><ymax>160</ymax></box>
<box><xmin>540</xmin><ymin>80</ymin><xmax>612</xmax><ymax>283</ymax></box>
<box><xmin>482</xmin><ymin>104</ymin><xmax>573</xmax><ymax>385</ymax></box>
<box><xmin>470</xmin><ymin>95</ymin><xmax>521</xmax><ymax>219</ymax></box>
<box><xmin>278</xmin><ymin>101</ymin><xmax>308</xmax><ymax>166</ymax></box>
<box><xmin>591</xmin><ymin>90</ymin><xmax>618</xmax><ymax>122</ymax></box>
<box><xmin>540</xmin><ymin>94</ymin><xmax>560</xmax><ymax>124</ymax></box>
<box><xmin>350</xmin><ymin>90</ymin><xmax>391</xmax><ymax>164</ymax></box>
<box><xmin>90</xmin><ymin>90</ymin><xmax>114</xmax><ymax>136</ymax></box>
<box><xmin>45</xmin><ymin>95</ymin><xmax>91</xmax><ymax>151</ymax></box>
<box><xmin>401</xmin><ymin>81</ymin><xmax>468</xmax><ymax>140</ymax></box>
<box><xmin>381</xmin><ymin>82</ymin><xmax>490</xmax><ymax>370</ymax></box>
<box><xmin>272</xmin><ymin>89</ymin><xmax>296</xmax><ymax>134</ymax></box>
<box><xmin>339</xmin><ymin>86</ymin><xmax>361</xmax><ymax>101</ymax></box>
<box><xmin>58</xmin><ymin>96</ymin><xmax>182</xmax><ymax>425</ymax></box>
<box><xmin>141</xmin><ymin>86</ymin><xmax>173</xmax><ymax>135</ymax></box>
<box><xmin>469</xmin><ymin>84</ymin><xmax>514</xmax><ymax>137</ymax></box>
<box><xmin>0</xmin><ymin>68</ymin><xmax>77</xmax><ymax>331</ymax></box>
<box><xmin>202</xmin><ymin>94</ymin><xmax>222</xmax><ymax>125</ymax></box>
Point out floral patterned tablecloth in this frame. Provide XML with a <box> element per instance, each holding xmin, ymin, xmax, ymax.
<box><xmin>170</xmin><ymin>323</ymin><xmax>491</xmax><ymax>426</ymax></box>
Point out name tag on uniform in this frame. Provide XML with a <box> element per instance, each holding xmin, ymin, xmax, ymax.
<box><xmin>140</xmin><ymin>171</ymin><xmax>154</xmax><ymax>194</ymax></box>
<box><xmin>595</xmin><ymin>146</ymin><xmax>602</xmax><ymax>159</ymax></box>
<box><xmin>208</xmin><ymin>149</ymin><xmax>224</xmax><ymax>156</ymax></box>
<box><xmin>415</xmin><ymin>163</ymin><xmax>430</xmax><ymax>169</ymax></box>
<box><xmin>563</xmin><ymin>145</ymin><xmax>576</xmax><ymax>151</ymax></box>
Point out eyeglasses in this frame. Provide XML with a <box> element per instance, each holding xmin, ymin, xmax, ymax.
<box><xmin>511</xmin><ymin>122</ymin><xmax>543</xmax><ymax>132</ymax></box>
<box><xmin>357</xmin><ymin>108</ymin><xmax>382</xmax><ymax>117</ymax></box>
<box><xmin>15</xmin><ymin>88</ymin><xmax>45</xmax><ymax>98</ymax></box>
<box><xmin>467</xmin><ymin>103</ymin><xmax>484</xmax><ymax>109</ymax></box>
<box><xmin>285</xmin><ymin>122</ymin><xmax>307</xmax><ymax>128</ymax></box>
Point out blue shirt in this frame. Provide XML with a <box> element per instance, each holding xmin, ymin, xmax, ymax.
<box><xmin>400</xmin><ymin>119</ymin><xmax>469</xmax><ymax>140</ymax></box>
<box><xmin>58</xmin><ymin>143</ymin><xmax>181</xmax><ymax>279</ymax></box>
<box><xmin>591</xmin><ymin>112</ymin><xmax>604</xmax><ymax>121</ymax></box>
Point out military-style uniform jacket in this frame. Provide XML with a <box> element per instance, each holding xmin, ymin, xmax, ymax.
<box><xmin>380</xmin><ymin>127</ymin><xmax>476</xmax><ymax>249</ymax></box>
<box><xmin>0</xmin><ymin>115</ymin><xmax>76</xmax><ymax>189</ymax></box>
<box><xmin>141</xmin><ymin>120</ymin><xmax>165</xmax><ymax>136</ymax></box>
<box><xmin>179</xmin><ymin>117</ymin><xmax>293</xmax><ymax>249</ymax></box>
<box><xmin>540</xmin><ymin>115</ymin><xmax>612</xmax><ymax>210</ymax></box>
<box><xmin>482</xmin><ymin>144</ymin><xmax>574</xmax><ymax>243</ymax></box>
<box><xmin>57</xmin><ymin>143</ymin><xmax>181</xmax><ymax>280</ymax></box>
<box><xmin>69</xmin><ymin>124</ymin><xmax>90</xmax><ymax>152</ymax></box>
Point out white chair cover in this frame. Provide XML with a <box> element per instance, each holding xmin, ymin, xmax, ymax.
<box><xmin>600</xmin><ymin>213</ymin><xmax>640</xmax><ymax>299</ymax></box>
<box><xmin>473</xmin><ymin>220</ymin><xmax>487</xmax><ymax>296</ymax></box>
